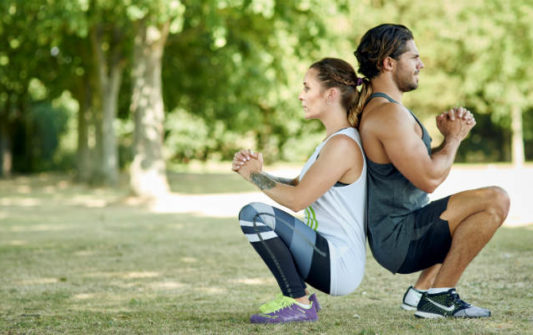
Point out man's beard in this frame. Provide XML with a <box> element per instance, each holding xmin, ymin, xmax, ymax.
<box><xmin>399</xmin><ymin>80</ymin><xmax>418</xmax><ymax>92</ymax></box>
<box><xmin>394</xmin><ymin>70</ymin><xmax>418</xmax><ymax>92</ymax></box>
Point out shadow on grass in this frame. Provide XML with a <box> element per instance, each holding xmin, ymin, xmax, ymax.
<box><xmin>167</xmin><ymin>171</ymin><xmax>256</xmax><ymax>194</ymax></box>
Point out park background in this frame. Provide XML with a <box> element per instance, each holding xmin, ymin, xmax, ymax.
<box><xmin>1</xmin><ymin>0</ymin><xmax>532</xmax><ymax>334</ymax></box>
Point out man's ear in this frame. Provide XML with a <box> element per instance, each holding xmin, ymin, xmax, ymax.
<box><xmin>382</xmin><ymin>56</ymin><xmax>395</xmax><ymax>72</ymax></box>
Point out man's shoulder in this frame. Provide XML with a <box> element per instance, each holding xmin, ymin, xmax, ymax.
<box><xmin>362</xmin><ymin>101</ymin><xmax>411</xmax><ymax>136</ymax></box>
<box><xmin>364</xmin><ymin>100</ymin><xmax>406</xmax><ymax>121</ymax></box>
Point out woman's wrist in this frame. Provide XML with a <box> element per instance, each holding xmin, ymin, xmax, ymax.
<box><xmin>250</xmin><ymin>172</ymin><xmax>276</xmax><ymax>191</ymax></box>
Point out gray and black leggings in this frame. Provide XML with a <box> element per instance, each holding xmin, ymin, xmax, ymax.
<box><xmin>238</xmin><ymin>202</ymin><xmax>331</xmax><ymax>298</ymax></box>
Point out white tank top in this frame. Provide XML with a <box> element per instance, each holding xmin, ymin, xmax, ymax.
<box><xmin>298</xmin><ymin>127</ymin><xmax>367</xmax><ymax>295</ymax></box>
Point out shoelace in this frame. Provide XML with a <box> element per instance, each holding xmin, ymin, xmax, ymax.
<box><xmin>449</xmin><ymin>290</ymin><xmax>471</xmax><ymax>309</ymax></box>
<box><xmin>260</xmin><ymin>296</ymin><xmax>296</xmax><ymax>314</ymax></box>
<box><xmin>259</xmin><ymin>294</ymin><xmax>284</xmax><ymax>313</ymax></box>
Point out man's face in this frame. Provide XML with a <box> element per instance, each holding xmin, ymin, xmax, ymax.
<box><xmin>392</xmin><ymin>40</ymin><xmax>424</xmax><ymax>92</ymax></box>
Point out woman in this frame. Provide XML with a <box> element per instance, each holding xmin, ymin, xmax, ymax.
<box><xmin>232</xmin><ymin>58</ymin><xmax>369</xmax><ymax>324</ymax></box>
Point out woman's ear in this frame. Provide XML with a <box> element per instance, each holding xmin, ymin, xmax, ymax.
<box><xmin>326</xmin><ymin>87</ymin><xmax>338</xmax><ymax>104</ymax></box>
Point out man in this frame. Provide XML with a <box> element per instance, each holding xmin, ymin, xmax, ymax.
<box><xmin>354</xmin><ymin>24</ymin><xmax>510</xmax><ymax>319</ymax></box>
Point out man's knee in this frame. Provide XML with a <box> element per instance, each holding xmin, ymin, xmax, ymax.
<box><xmin>483</xmin><ymin>186</ymin><xmax>510</xmax><ymax>226</ymax></box>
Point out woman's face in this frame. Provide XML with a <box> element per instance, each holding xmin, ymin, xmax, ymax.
<box><xmin>298</xmin><ymin>68</ymin><xmax>327</xmax><ymax>120</ymax></box>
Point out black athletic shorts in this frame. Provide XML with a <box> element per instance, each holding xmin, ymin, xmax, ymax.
<box><xmin>397</xmin><ymin>196</ymin><xmax>452</xmax><ymax>274</ymax></box>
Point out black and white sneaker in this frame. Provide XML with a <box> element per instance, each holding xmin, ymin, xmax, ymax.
<box><xmin>401</xmin><ymin>286</ymin><xmax>424</xmax><ymax>311</ymax></box>
<box><xmin>415</xmin><ymin>289</ymin><xmax>491</xmax><ymax>319</ymax></box>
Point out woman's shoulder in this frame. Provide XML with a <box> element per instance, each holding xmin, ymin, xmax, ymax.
<box><xmin>328</xmin><ymin>128</ymin><xmax>361</xmax><ymax>146</ymax></box>
<box><xmin>320</xmin><ymin>128</ymin><xmax>364</xmax><ymax>165</ymax></box>
<box><xmin>321</xmin><ymin>132</ymin><xmax>361</xmax><ymax>158</ymax></box>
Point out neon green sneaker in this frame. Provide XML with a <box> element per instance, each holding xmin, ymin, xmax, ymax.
<box><xmin>258</xmin><ymin>293</ymin><xmax>284</xmax><ymax>313</ymax></box>
<box><xmin>259</xmin><ymin>293</ymin><xmax>321</xmax><ymax>313</ymax></box>
<box><xmin>251</xmin><ymin>295</ymin><xmax>317</xmax><ymax>324</ymax></box>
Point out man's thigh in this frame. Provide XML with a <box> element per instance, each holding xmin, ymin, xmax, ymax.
<box><xmin>397</xmin><ymin>197</ymin><xmax>451</xmax><ymax>274</ymax></box>
<box><xmin>440</xmin><ymin>187</ymin><xmax>496</xmax><ymax>235</ymax></box>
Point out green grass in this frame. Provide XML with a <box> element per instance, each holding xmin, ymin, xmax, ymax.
<box><xmin>0</xmin><ymin>173</ymin><xmax>532</xmax><ymax>334</ymax></box>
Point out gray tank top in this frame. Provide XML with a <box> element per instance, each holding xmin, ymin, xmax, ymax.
<box><xmin>365</xmin><ymin>92</ymin><xmax>431</xmax><ymax>273</ymax></box>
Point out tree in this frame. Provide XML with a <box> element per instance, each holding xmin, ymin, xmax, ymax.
<box><xmin>0</xmin><ymin>1</ymin><xmax>33</xmax><ymax>177</ymax></box>
<box><xmin>6</xmin><ymin>0</ymin><xmax>529</xmax><ymax>180</ymax></box>
<box><xmin>0</xmin><ymin>0</ymin><xmax>128</xmax><ymax>182</ymax></box>
<box><xmin>458</xmin><ymin>0</ymin><xmax>532</xmax><ymax>166</ymax></box>
<box><xmin>127</xmin><ymin>1</ymin><xmax>186</xmax><ymax>198</ymax></box>
<box><xmin>0</xmin><ymin>1</ymin><xmax>67</xmax><ymax>176</ymax></box>
<box><xmin>85</xmin><ymin>1</ymin><xmax>131</xmax><ymax>185</ymax></box>
<box><xmin>128</xmin><ymin>0</ymin><xmax>330</xmax><ymax>195</ymax></box>
<box><xmin>161</xmin><ymin>0</ymin><xmax>332</xmax><ymax>162</ymax></box>
<box><xmin>47</xmin><ymin>0</ymin><xmax>130</xmax><ymax>184</ymax></box>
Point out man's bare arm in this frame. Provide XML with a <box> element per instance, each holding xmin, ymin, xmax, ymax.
<box><xmin>375</xmin><ymin>105</ymin><xmax>474</xmax><ymax>193</ymax></box>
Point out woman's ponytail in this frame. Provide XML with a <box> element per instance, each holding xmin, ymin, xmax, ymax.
<box><xmin>348</xmin><ymin>78</ymin><xmax>372</xmax><ymax>128</ymax></box>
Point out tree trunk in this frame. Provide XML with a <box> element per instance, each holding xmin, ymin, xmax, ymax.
<box><xmin>76</xmin><ymin>77</ymin><xmax>92</xmax><ymax>182</ymax></box>
<box><xmin>90</xmin><ymin>26</ymin><xmax>123</xmax><ymax>186</ymax></box>
<box><xmin>0</xmin><ymin>120</ymin><xmax>12</xmax><ymax>178</ymax></box>
<box><xmin>511</xmin><ymin>104</ymin><xmax>525</xmax><ymax>167</ymax></box>
<box><xmin>99</xmin><ymin>64</ymin><xmax>122</xmax><ymax>185</ymax></box>
<box><xmin>130</xmin><ymin>20</ymin><xmax>170</xmax><ymax>198</ymax></box>
<box><xmin>91</xmin><ymin>96</ymin><xmax>104</xmax><ymax>184</ymax></box>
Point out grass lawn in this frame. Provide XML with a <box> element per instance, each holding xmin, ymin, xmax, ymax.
<box><xmin>0</xmin><ymin>172</ymin><xmax>532</xmax><ymax>334</ymax></box>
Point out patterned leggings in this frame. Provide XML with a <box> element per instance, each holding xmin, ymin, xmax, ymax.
<box><xmin>238</xmin><ymin>202</ymin><xmax>331</xmax><ymax>298</ymax></box>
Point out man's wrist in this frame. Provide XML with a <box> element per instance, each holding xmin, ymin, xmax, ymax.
<box><xmin>444</xmin><ymin>136</ymin><xmax>461</xmax><ymax>146</ymax></box>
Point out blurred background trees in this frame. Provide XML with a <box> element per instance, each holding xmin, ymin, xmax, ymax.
<box><xmin>0</xmin><ymin>0</ymin><xmax>531</xmax><ymax>196</ymax></box>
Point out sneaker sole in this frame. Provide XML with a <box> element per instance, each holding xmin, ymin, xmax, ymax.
<box><xmin>414</xmin><ymin>311</ymin><xmax>445</xmax><ymax>319</ymax></box>
<box><xmin>401</xmin><ymin>303</ymin><xmax>417</xmax><ymax>311</ymax></box>
<box><xmin>415</xmin><ymin>311</ymin><xmax>490</xmax><ymax>319</ymax></box>
<box><xmin>250</xmin><ymin>318</ymin><xmax>318</xmax><ymax>324</ymax></box>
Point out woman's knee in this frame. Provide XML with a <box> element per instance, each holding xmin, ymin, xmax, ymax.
<box><xmin>238</xmin><ymin>202</ymin><xmax>276</xmax><ymax>227</ymax></box>
<box><xmin>238</xmin><ymin>203</ymin><xmax>257</xmax><ymax>221</ymax></box>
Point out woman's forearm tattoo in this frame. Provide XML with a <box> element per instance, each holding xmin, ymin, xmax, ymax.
<box><xmin>250</xmin><ymin>172</ymin><xmax>276</xmax><ymax>190</ymax></box>
<box><xmin>264</xmin><ymin>172</ymin><xmax>294</xmax><ymax>185</ymax></box>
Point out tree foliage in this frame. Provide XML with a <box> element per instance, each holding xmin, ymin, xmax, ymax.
<box><xmin>0</xmin><ymin>1</ymin><xmax>74</xmax><ymax>175</ymax></box>
<box><xmin>161</xmin><ymin>0</ymin><xmax>332</xmax><ymax>162</ymax></box>
<box><xmin>0</xmin><ymin>0</ymin><xmax>531</xmax><ymax>180</ymax></box>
